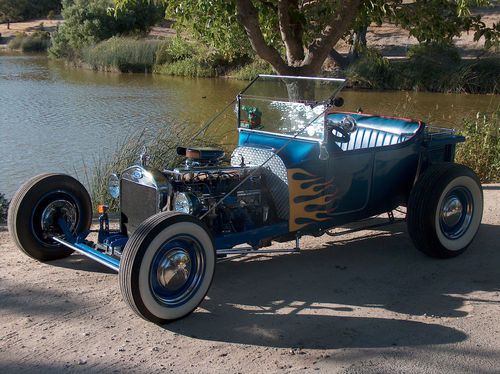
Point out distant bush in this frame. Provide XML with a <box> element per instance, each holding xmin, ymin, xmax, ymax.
<box><xmin>7</xmin><ymin>33</ymin><xmax>26</xmax><ymax>50</ymax></box>
<box><xmin>345</xmin><ymin>48</ymin><xmax>393</xmax><ymax>89</ymax></box>
<box><xmin>155</xmin><ymin>37</ymin><xmax>196</xmax><ymax>65</ymax></box>
<box><xmin>230</xmin><ymin>58</ymin><xmax>274</xmax><ymax>80</ymax></box>
<box><xmin>82</xmin><ymin>37</ymin><xmax>160</xmax><ymax>73</ymax></box>
<box><xmin>47</xmin><ymin>10</ymin><xmax>56</xmax><ymax>20</ymax></box>
<box><xmin>345</xmin><ymin>43</ymin><xmax>499</xmax><ymax>94</ymax></box>
<box><xmin>456</xmin><ymin>111</ymin><xmax>500</xmax><ymax>183</ymax></box>
<box><xmin>154</xmin><ymin>37</ymin><xmax>230</xmax><ymax>78</ymax></box>
<box><xmin>8</xmin><ymin>31</ymin><xmax>51</xmax><ymax>52</ymax></box>
<box><xmin>155</xmin><ymin>57</ymin><xmax>218</xmax><ymax>78</ymax></box>
<box><xmin>50</xmin><ymin>0</ymin><xmax>164</xmax><ymax>59</ymax></box>
<box><xmin>0</xmin><ymin>193</ymin><xmax>9</xmax><ymax>224</ymax></box>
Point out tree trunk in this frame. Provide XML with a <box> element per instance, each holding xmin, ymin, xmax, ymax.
<box><xmin>235</xmin><ymin>0</ymin><xmax>362</xmax><ymax>76</ymax></box>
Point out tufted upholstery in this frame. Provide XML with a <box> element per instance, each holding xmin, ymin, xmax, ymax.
<box><xmin>327</xmin><ymin>112</ymin><xmax>421</xmax><ymax>151</ymax></box>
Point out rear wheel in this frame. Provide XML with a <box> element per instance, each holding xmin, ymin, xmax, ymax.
<box><xmin>119</xmin><ymin>212</ymin><xmax>215</xmax><ymax>324</ymax></box>
<box><xmin>8</xmin><ymin>173</ymin><xmax>92</xmax><ymax>261</ymax></box>
<box><xmin>407</xmin><ymin>163</ymin><xmax>483</xmax><ymax>258</ymax></box>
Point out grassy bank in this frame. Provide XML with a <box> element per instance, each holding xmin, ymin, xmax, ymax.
<box><xmin>77</xmin><ymin>37</ymin><xmax>499</xmax><ymax>94</ymax></box>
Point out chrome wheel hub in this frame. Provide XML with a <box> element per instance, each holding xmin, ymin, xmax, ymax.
<box><xmin>439</xmin><ymin>187</ymin><xmax>473</xmax><ymax>240</ymax></box>
<box><xmin>156</xmin><ymin>249</ymin><xmax>192</xmax><ymax>292</ymax></box>
<box><xmin>150</xmin><ymin>235</ymin><xmax>206</xmax><ymax>307</ymax></box>
<box><xmin>441</xmin><ymin>196</ymin><xmax>463</xmax><ymax>227</ymax></box>
<box><xmin>40</xmin><ymin>199</ymin><xmax>78</xmax><ymax>238</ymax></box>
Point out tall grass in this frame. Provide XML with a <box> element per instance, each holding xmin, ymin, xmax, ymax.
<box><xmin>89</xmin><ymin>119</ymin><xmax>224</xmax><ymax>210</ymax></box>
<box><xmin>155</xmin><ymin>57</ymin><xmax>218</xmax><ymax>78</ymax></box>
<box><xmin>82</xmin><ymin>37</ymin><xmax>161</xmax><ymax>73</ymax></box>
<box><xmin>456</xmin><ymin>111</ymin><xmax>500</xmax><ymax>183</ymax></box>
<box><xmin>229</xmin><ymin>58</ymin><xmax>274</xmax><ymax>80</ymax></box>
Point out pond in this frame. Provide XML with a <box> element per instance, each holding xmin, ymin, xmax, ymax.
<box><xmin>0</xmin><ymin>53</ymin><xmax>498</xmax><ymax>198</ymax></box>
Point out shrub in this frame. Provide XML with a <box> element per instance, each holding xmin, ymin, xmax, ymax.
<box><xmin>49</xmin><ymin>0</ymin><xmax>164</xmax><ymax>59</ymax></box>
<box><xmin>456</xmin><ymin>111</ymin><xmax>500</xmax><ymax>183</ymax></box>
<box><xmin>345</xmin><ymin>48</ymin><xmax>393</xmax><ymax>89</ymax></box>
<box><xmin>7</xmin><ymin>32</ymin><xmax>27</xmax><ymax>50</ymax></box>
<box><xmin>82</xmin><ymin>37</ymin><xmax>160</xmax><ymax>73</ymax></box>
<box><xmin>230</xmin><ymin>58</ymin><xmax>274</xmax><ymax>80</ymax></box>
<box><xmin>345</xmin><ymin>42</ymin><xmax>499</xmax><ymax>94</ymax></box>
<box><xmin>155</xmin><ymin>37</ymin><xmax>196</xmax><ymax>65</ymax></box>
<box><xmin>154</xmin><ymin>38</ymin><xmax>230</xmax><ymax>78</ymax></box>
<box><xmin>155</xmin><ymin>57</ymin><xmax>218</xmax><ymax>78</ymax></box>
<box><xmin>21</xmin><ymin>31</ymin><xmax>51</xmax><ymax>52</ymax></box>
<box><xmin>7</xmin><ymin>31</ymin><xmax>51</xmax><ymax>52</ymax></box>
<box><xmin>393</xmin><ymin>43</ymin><xmax>464</xmax><ymax>92</ymax></box>
<box><xmin>0</xmin><ymin>193</ymin><xmax>9</xmax><ymax>225</ymax></box>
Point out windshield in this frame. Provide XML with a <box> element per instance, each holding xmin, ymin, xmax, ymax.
<box><xmin>238</xmin><ymin>75</ymin><xmax>345</xmax><ymax>140</ymax></box>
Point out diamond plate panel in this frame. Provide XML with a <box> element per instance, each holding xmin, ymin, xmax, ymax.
<box><xmin>231</xmin><ymin>146</ymin><xmax>289</xmax><ymax>219</ymax></box>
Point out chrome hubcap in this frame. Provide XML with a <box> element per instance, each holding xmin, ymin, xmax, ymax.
<box><xmin>156</xmin><ymin>249</ymin><xmax>192</xmax><ymax>292</ymax></box>
<box><xmin>150</xmin><ymin>235</ymin><xmax>206</xmax><ymax>307</ymax></box>
<box><xmin>441</xmin><ymin>196</ymin><xmax>463</xmax><ymax>227</ymax></box>
<box><xmin>439</xmin><ymin>187</ymin><xmax>473</xmax><ymax>241</ymax></box>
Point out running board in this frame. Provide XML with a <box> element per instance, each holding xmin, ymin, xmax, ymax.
<box><xmin>52</xmin><ymin>237</ymin><xmax>120</xmax><ymax>272</ymax></box>
<box><xmin>217</xmin><ymin>237</ymin><xmax>301</xmax><ymax>256</ymax></box>
<box><xmin>217</xmin><ymin>247</ymin><xmax>300</xmax><ymax>255</ymax></box>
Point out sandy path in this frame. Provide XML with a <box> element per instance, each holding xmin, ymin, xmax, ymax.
<box><xmin>0</xmin><ymin>186</ymin><xmax>499</xmax><ymax>373</ymax></box>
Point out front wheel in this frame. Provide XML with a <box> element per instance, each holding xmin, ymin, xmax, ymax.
<box><xmin>119</xmin><ymin>212</ymin><xmax>215</xmax><ymax>324</ymax></box>
<box><xmin>8</xmin><ymin>173</ymin><xmax>92</xmax><ymax>261</ymax></box>
<box><xmin>407</xmin><ymin>163</ymin><xmax>483</xmax><ymax>258</ymax></box>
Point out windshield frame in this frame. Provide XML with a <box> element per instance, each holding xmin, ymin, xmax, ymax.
<box><xmin>236</xmin><ymin>75</ymin><xmax>346</xmax><ymax>141</ymax></box>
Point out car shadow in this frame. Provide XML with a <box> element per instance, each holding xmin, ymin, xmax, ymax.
<box><xmin>163</xmin><ymin>222</ymin><xmax>499</xmax><ymax>349</ymax></box>
<box><xmin>50</xmin><ymin>254</ymin><xmax>116</xmax><ymax>274</ymax></box>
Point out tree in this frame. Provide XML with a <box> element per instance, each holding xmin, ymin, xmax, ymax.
<box><xmin>116</xmin><ymin>0</ymin><xmax>363</xmax><ymax>75</ymax></box>
<box><xmin>50</xmin><ymin>0</ymin><xmax>164</xmax><ymax>59</ymax></box>
<box><xmin>0</xmin><ymin>0</ymin><xmax>61</xmax><ymax>27</ymax></box>
<box><xmin>116</xmin><ymin>0</ymin><xmax>499</xmax><ymax>76</ymax></box>
<box><xmin>0</xmin><ymin>0</ymin><xmax>24</xmax><ymax>29</ymax></box>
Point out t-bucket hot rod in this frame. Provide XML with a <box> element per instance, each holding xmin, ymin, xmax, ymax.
<box><xmin>9</xmin><ymin>75</ymin><xmax>483</xmax><ymax>324</ymax></box>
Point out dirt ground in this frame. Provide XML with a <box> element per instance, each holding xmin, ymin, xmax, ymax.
<box><xmin>0</xmin><ymin>185</ymin><xmax>499</xmax><ymax>373</ymax></box>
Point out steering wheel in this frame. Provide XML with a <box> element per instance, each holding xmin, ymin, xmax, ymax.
<box><xmin>328</xmin><ymin>116</ymin><xmax>357</xmax><ymax>143</ymax></box>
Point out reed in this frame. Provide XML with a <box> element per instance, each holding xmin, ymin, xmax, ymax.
<box><xmin>88</xmin><ymin>118</ymin><xmax>224</xmax><ymax>210</ymax></box>
<box><xmin>82</xmin><ymin>37</ymin><xmax>161</xmax><ymax>73</ymax></box>
<box><xmin>456</xmin><ymin>111</ymin><xmax>500</xmax><ymax>183</ymax></box>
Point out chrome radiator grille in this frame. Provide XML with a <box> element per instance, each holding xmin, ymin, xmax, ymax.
<box><xmin>120</xmin><ymin>178</ymin><xmax>158</xmax><ymax>236</ymax></box>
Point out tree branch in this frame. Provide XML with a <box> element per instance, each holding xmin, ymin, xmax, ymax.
<box><xmin>278</xmin><ymin>0</ymin><xmax>305</xmax><ymax>65</ymax></box>
<box><xmin>235</xmin><ymin>0</ymin><xmax>290</xmax><ymax>74</ymax></box>
<box><xmin>302</xmin><ymin>0</ymin><xmax>362</xmax><ymax>74</ymax></box>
